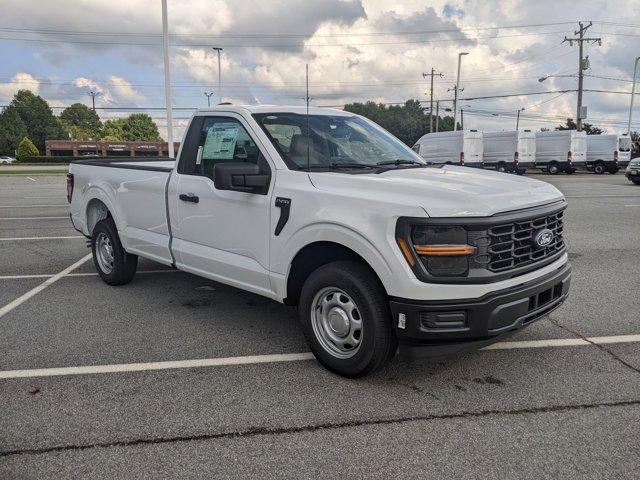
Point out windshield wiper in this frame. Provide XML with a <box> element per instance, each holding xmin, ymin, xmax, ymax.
<box><xmin>300</xmin><ymin>163</ymin><xmax>378</xmax><ymax>171</ymax></box>
<box><xmin>376</xmin><ymin>159</ymin><xmax>424</xmax><ymax>166</ymax></box>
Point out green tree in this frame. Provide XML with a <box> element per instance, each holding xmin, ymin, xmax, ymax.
<box><xmin>60</xmin><ymin>103</ymin><xmax>102</xmax><ymax>139</ymax></box>
<box><xmin>122</xmin><ymin>113</ymin><xmax>162</xmax><ymax>141</ymax></box>
<box><xmin>0</xmin><ymin>106</ymin><xmax>28</xmax><ymax>155</ymax></box>
<box><xmin>16</xmin><ymin>137</ymin><xmax>39</xmax><ymax>160</ymax></box>
<box><xmin>9</xmin><ymin>90</ymin><xmax>67</xmax><ymax>151</ymax></box>
<box><xmin>556</xmin><ymin>118</ymin><xmax>604</xmax><ymax>135</ymax></box>
<box><xmin>102</xmin><ymin>118</ymin><xmax>126</xmax><ymax>140</ymax></box>
<box><xmin>344</xmin><ymin>99</ymin><xmax>459</xmax><ymax>146</ymax></box>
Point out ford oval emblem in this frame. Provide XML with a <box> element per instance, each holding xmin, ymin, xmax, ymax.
<box><xmin>533</xmin><ymin>228</ymin><xmax>554</xmax><ymax>249</ymax></box>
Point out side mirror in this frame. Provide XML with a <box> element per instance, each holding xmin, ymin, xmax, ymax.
<box><xmin>213</xmin><ymin>162</ymin><xmax>270</xmax><ymax>194</ymax></box>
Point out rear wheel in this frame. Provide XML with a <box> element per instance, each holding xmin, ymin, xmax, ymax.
<box><xmin>594</xmin><ymin>162</ymin><xmax>606</xmax><ymax>174</ymax></box>
<box><xmin>496</xmin><ymin>162</ymin><xmax>507</xmax><ymax>173</ymax></box>
<box><xmin>632</xmin><ymin>178</ymin><xmax>640</xmax><ymax>185</ymax></box>
<box><xmin>548</xmin><ymin>162</ymin><xmax>560</xmax><ymax>175</ymax></box>
<box><xmin>298</xmin><ymin>261</ymin><xmax>397</xmax><ymax>377</ymax></box>
<box><xmin>91</xmin><ymin>218</ymin><xmax>138</xmax><ymax>285</ymax></box>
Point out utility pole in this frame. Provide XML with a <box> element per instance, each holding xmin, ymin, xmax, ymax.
<box><xmin>161</xmin><ymin>0</ymin><xmax>174</xmax><ymax>158</ymax></box>
<box><xmin>460</xmin><ymin>108</ymin><xmax>464</xmax><ymax>130</ymax></box>
<box><xmin>305</xmin><ymin>63</ymin><xmax>310</xmax><ymax>109</ymax></box>
<box><xmin>628</xmin><ymin>56</ymin><xmax>640</xmax><ymax>135</ymax></box>
<box><xmin>516</xmin><ymin>107</ymin><xmax>525</xmax><ymax>130</ymax></box>
<box><xmin>562</xmin><ymin>21</ymin><xmax>601</xmax><ymax>131</ymax></box>
<box><xmin>87</xmin><ymin>91</ymin><xmax>100</xmax><ymax>111</ymax></box>
<box><xmin>423</xmin><ymin>68</ymin><xmax>444</xmax><ymax>133</ymax></box>
<box><xmin>435</xmin><ymin>101</ymin><xmax>439</xmax><ymax>132</ymax></box>
<box><xmin>212</xmin><ymin>47</ymin><xmax>223</xmax><ymax>104</ymax></box>
<box><xmin>204</xmin><ymin>91</ymin><xmax>215</xmax><ymax>107</ymax></box>
<box><xmin>452</xmin><ymin>52</ymin><xmax>469</xmax><ymax>132</ymax></box>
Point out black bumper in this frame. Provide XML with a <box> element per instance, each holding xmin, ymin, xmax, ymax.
<box><xmin>390</xmin><ymin>263</ymin><xmax>571</xmax><ymax>359</ymax></box>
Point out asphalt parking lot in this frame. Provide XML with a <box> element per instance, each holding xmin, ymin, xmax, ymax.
<box><xmin>1</xmin><ymin>171</ymin><xmax>639</xmax><ymax>479</ymax></box>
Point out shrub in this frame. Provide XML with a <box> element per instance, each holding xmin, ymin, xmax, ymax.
<box><xmin>16</xmin><ymin>137</ymin><xmax>39</xmax><ymax>161</ymax></box>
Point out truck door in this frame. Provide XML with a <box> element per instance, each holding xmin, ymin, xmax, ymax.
<box><xmin>167</xmin><ymin>114</ymin><xmax>274</xmax><ymax>298</ymax></box>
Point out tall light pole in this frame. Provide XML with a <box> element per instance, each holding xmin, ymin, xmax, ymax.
<box><xmin>161</xmin><ymin>0</ymin><xmax>174</xmax><ymax>158</ymax></box>
<box><xmin>212</xmin><ymin>47</ymin><xmax>223</xmax><ymax>104</ymax></box>
<box><xmin>628</xmin><ymin>56</ymin><xmax>640</xmax><ymax>135</ymax></box>
<box><xmin>87</xmin><ymin>91</ymin><xmax>100</xmax><ymax>111</ymax></box>
<box><xmin>453</xmin><ymin>52</ymin><xmax>469</xmax><ymax>132</ymax></box>
<box><xmin>204</xmin><ymin>91</ymin><xmax>215</xmax><ymax>107</ymax></box>
<box><xmin>516</xmin><ymin>107</ymin><xmax>525</xmax><ymax>130</ymax></box>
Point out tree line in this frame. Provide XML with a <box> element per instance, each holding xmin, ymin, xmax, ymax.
<box><xmin>0</xmin><ymin>90</ymin><xmax>162</xmax><ymax>159</ymax></box>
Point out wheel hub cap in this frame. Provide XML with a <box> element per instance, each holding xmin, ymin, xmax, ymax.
<box><xmin>310</xmin><ymin>287</ymin><xmax>363</xmax><ymax>359</ymax></box>
<box><xmin>96</xmin><ymin>232</ymin><xmax>114</xmax><ymax>274</ymax></box>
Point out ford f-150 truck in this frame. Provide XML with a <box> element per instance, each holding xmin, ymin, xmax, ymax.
<box><xmin>68</xmin><ymin>105</ymin><xmax>571</xmax><ymax>377</ymax></box>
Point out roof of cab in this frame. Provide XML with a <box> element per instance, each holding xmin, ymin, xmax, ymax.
<box><xmin>193</xmin><ymin>104</ymin><xmax>352</xmax><ymax>117</ymax></box>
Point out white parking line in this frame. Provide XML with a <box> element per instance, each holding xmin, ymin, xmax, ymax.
<box><xmin>26</xmin><ymin>176</ymin><xmax>36</xmax><ymax>182</ymax></box>
<box><xmin>0</xmin><ymin>205</ymin><xmax>68</xmax><ymax>208</ymax></box>
<box><xmin>565</xmin><ymin>194</ymin><xmax>640</xmax><ymax>198</ymax></box>
<box><xmin>0</xmin><ymin>236</ymin><xmax>83</xmax><ymax>241</ymax></box>
<box><xmin>0</xmin><ymin>254</ymin><xmax>92</xmax><ymax>320</ymax></box>
<box><xmin>0</xmin><ymin>216</ymin><xmax>68</xmax><ymax>220</ymax></box>
<box><xmin>0</xmin><ymin>269</ymin><xmax>178</xmax><ymax>280</ymax></box>
<box><xmin>1</xmin><ymin>334</ymin><xmax>638</xmax><ymax>380</ymax></box>
<box><xmin>624</xmin><ymin>204</ymin><xmax>640</xmax><ymax>207</ymax></box>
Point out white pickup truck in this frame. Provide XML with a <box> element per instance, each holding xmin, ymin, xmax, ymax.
<box><xmin>68</xmin><ymin>105</ymin><xmax>571</xmax><ymax>377</ymax></box>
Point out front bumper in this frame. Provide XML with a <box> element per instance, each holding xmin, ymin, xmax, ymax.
<box><xmin>390</xmin><ymin>262</ymin><xmax>571</xmax><ymax>359</ymax></box>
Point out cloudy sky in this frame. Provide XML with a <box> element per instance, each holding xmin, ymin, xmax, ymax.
<box><xmin>1</xmin><ymin>0</ymin><xmax>639</xmax><ymax>140</ymax></box>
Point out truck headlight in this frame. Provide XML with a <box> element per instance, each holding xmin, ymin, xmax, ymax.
<box><xmin>396</xmin><ymin>225</ymin><xmax>476</xmax><ymax>277</ymax></box>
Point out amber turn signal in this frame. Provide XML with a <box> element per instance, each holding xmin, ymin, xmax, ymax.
<box><xmin>395</xmin><ymin>236</ymin><xmax>416</xmax><ymax>267</ymax></box>
<box><xmin>414</xmin><ymin>245</ymin><xmax>476</xmax><ymax>257</ymax></box>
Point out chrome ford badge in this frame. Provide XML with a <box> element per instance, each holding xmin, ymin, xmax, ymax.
<box><xmin>533</xmin><ymin>228</ymin><xmax>554</xmax><ymax>248</ymax></box>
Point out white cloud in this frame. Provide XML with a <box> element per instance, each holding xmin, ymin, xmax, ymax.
<box><xmin>0</xmin><ymin>73</ymin><xmax>41</xmax><ymax>101</ymax></box>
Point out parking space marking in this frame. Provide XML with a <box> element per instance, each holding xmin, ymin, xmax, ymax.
<box><xmin>0</xmin><ymin>216</ymin><xmax>68</xmax><ymax>220</ymax></box>
<box><xmin>0</xmin><ymin>269</ymin><xmax>177</xmax><ymax>280</ymax></box>
<box><xmin>26</xmin><ymin>177</ymin><xmax>36</xmax><ymax>182</ymax></box>
<box><xmin>624</xmin><ymin>204</ymin><xmax>640</xmax><ymax>207</ymax></box>
<box><xmin>0</xmin><ymin>236</ymin><xmax>83</xmax><ymax>241</ymax></box>
<box><xmin>565</xmin><ymin>194</ymin><xmax>640</xmax><ymax>198</ymax></box>
<box><xmin>1</xmin><ymin>334</ymin><xmax>638</xmax><ymax>380</ymax></box>
<box><xmin>0</xmin><ymin>205</ymin><xmax>68</xmax><ymax>208</ymax></box>
<box><xmin>0</xmin><ymin>254</ymin><xmax>92</xmax><ymax>320</ymax></box>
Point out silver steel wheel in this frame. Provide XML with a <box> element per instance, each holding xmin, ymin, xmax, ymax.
<box><xmin>96</xmin><ymin>232</ymin><xmax>115</xmax><ymax>274</ymax></box>
<box><xmin>311</xmin><ymin>287</ymin><xmax>363</xmax><ymax>359</ymax></box>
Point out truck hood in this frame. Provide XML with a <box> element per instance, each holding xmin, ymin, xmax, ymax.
<box><xmin>309</xmin><ymin>165</ymin><xmax>564</xmax><ymax>217</ymax></box>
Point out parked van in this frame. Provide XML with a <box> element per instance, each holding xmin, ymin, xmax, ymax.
<box><xmin>535</xmin><ymin>130</ymin><xmax>587</xmax><ymax>174</ymax></box>
<box><xmin>412</xmin><ymin>130</ymin><xmax>483</xmax><ymax>167</ymax></box>
<box><xmin>585</xmin><ymin>134</ymin><xmax>631</xmax><ymax>174</ymax></box>
<box><xmin>483</xmin><ymin>130</ymin><xmax>535</xmax><ymax>174</ymax></box>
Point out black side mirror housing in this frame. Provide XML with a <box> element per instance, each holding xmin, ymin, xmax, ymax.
<box><xmin>213</xmin><ymin>162</ymin><xmax>270</xmax><ymax>194</ymax></box>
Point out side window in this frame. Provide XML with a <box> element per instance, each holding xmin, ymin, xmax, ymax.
<box><xmin>180</xmin><ymin>116</ymin><xmax>267</xmax><ymax>179</ymax></box>
<box><xmin>263</xmin><ymin>123</ymin><xmax>301</xmax><ymax>153</ymax></box>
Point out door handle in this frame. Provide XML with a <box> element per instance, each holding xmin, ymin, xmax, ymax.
<box><xmin>179</xmin><ymin>193</ymin><xmax>199</xmax><ymax>203</ymax></box>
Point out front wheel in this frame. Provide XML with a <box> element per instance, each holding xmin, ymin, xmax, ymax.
<box><xmin>496</xmin><ymin>162</ymin><xmax>507</xmax><ymax>173</ymax></box>
<box><xmin>91</xmin><ymin>218</ymin><xmax>138</xmax><ymax>285</ymax></box>
<box><xmin>298</xmin><ymin>261</ymin><xmax>397</xmax><ymax>377</ymax></box>
<box><xmin>594</xmin><ymin>162</ymin><xmax>606</xmax><ymax>174</ymax></box>
<box><xmin>548</xmin><ymin>162</ymin><xmax>560</xmax><ymax>175</ymax></box>
<box><xmin>632</xmin><ymin>178</ymin><xmax>640</xmax><ymax>185</ymax></box>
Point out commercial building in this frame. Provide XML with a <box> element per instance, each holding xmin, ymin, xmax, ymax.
<box><xmin>45</xmin><ymin>140</ymin><xmax>180</xmax><ymax>157</ymax></box>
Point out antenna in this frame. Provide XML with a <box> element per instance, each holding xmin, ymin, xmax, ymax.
<box><xmin>306</xmin><ymin>63</ymin><xmax>310</xmax><ymax>172</ymax></box>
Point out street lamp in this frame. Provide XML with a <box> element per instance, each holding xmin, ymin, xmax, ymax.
<box><xmin>453</xmin><ymin>52</ymin><xmax>469</xmax><ymax>131</ymax></box>
<box><xmin>204</xmin><ymin>91</ymin><xmax>215</xmax><ymax>107</ymax></box>
<box><xmin>212</xmin><ymin>47</ymin><xmax>223</xmax><ymax>104</ymax></box>
<box><xmin>516</xmin><ymin>107</ymin><xmax>525</xmax><ymax>130</ymax></box>
<box><xmin>538</xmin><ymin>74</ymin><xmax>576</xmax><ymax>83</ymax></box>
<box><xmin>628</xmin><ymin>56</ymin><xmax>640</xmax><ymax>135</ymax></box>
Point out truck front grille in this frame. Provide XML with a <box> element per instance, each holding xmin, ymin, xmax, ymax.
<box><xmin>485</xmin><ymin>210</ymin><xmax>565</xmax><ymax>273</ymax></box>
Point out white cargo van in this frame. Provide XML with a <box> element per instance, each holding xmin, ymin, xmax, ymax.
<box><xmin>535</xmin><ymin>130</ymin><xmax>587</xmax><ymax>174</ymax></box>
<box><xmin>585</xmin><ymin>134</ymin><xmax>630</xmax><ymax>174</ymax></box>
<box><xmin>412</xmin><ymin>130</ymin><xmax>483</xmax><ymax>167</ymax></box>
<box><xmin>483</xmin><ymin>130</ymin><xmax>536</xmax><ymax>174</ymax></box>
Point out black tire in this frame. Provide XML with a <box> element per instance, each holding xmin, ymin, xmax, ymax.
<box><xmin>594</xmin><ymin>162</ymin><xmax>605</xmax><ymax>174</ymax></box>
<box><xmin>496</xmin><ymin>162</ymin><xmax>507</xmax><ymax>173</ymax></box>
<box><xmin>607</xmin><ymin>168</ymin><xmax>619</xmax><ymax>174</ymax></box>
<box><xmin>632</xmin><ymin>178</ymin><xmax>640</xmax><ymax>185</ymax></box>
<box><xmin>298</xmin><ymin>261</ymin><xmax>397</xmax><ymax>377</ymax></box>
<box><xmin>91</xmin><ymin>217</ymin><xmax>138</xmax><ymax>285</ymax></box>
<box><xmin>548</xmin><ymin>162</ymin><xmax>560</xmax><ymax>175</ymax></box>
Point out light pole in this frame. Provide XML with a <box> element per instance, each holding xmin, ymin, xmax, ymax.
<box><xmin>516</xmin><ymin>107</ymin><xmax>525</xmax><ymax>130</ymax></box>
<box><xmin>453</xmin><ymin>52</ymin><xmax>469</xmax><ymax>132</ymax></box>
<box><xmin>204</xmin><ymin>91</ymin><xmax>215</xmax><ymax>107</ymax></box>
<box><xmin>161</xmin><ymin>0</ymin><xmax>174</xmax><ymax>158</ymax></box>
<box><xmin>628</xmin><ymin>56</ymin><xmax>640</xmax><ymax>135</ymax></box>
<box><xmin>87</xmin><ymin>91</ymin><xmax>100</xmax><ymax>111</ymax></box>
<box><xmin>212</xmin><ymin>47</ymin><xmax>223</xmax><ymax>104</ymax></box>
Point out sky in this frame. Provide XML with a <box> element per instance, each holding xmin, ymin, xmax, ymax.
<box><xmin>1</xmin><ymin>0</ymin><xmax>639</xmax><ymax>141</ymax></box>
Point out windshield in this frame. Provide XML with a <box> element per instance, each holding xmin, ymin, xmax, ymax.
<box><xmin>253</xmin><ymin>113</ymin><xmax>425</xmax><ymax>170</ymax></box>
<box><xmin>619</xmin><ymin>136</ymin><xmax>632</xmax><ymax>152</ymax></box>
